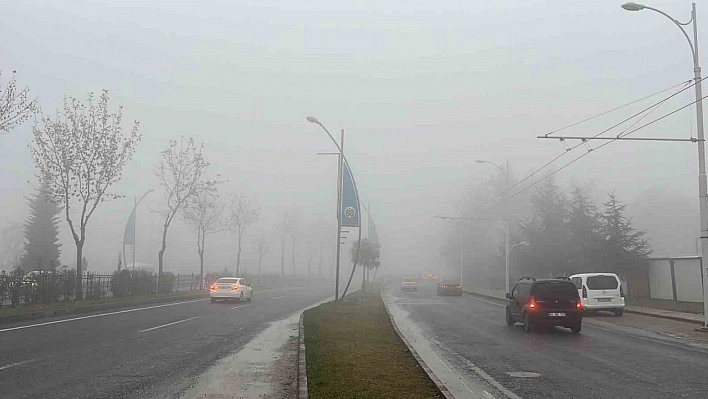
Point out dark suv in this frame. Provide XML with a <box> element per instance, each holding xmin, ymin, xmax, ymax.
<box><xmin>505</xmin><ymin>277</ymin><xmax>583</xmax><ymax>333</ymax></box>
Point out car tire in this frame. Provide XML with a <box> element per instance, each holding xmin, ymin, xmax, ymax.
<box><xmin>571</xmin><ymin>323</ymin><xmax>582</xmax><ymax>334</ymax></box>
<box><xmin>613</xmin><ymin>309</ymin><xmax>623</xmax><ymax>317</ymax></box>
<box><xmin>210</xmin><ymin>298</ymin><xmax>217</xmax><ymax>303</ymax></box>
<box><xmin>506</xmin><ymin>309</ymin><xmax>514</xmax><ymax>327</ymax></box>
<box><xmin>523</xmin><ymin>313</ymin><xmax>532</xmax><ymax>333</ymax></box>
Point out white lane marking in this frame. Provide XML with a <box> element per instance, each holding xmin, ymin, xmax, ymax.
<box><xmin>273</xmin><ymin>296</ymin><xmax>284</xmax><ymax>300</ymax></box>
<box><xmin>455</xmin><ymin>355</ymin><xmax>522</xmax><ymax>399</ymax></box>
<box><xmin>0</xmin><ymin>298</ymin><xmax>208</xmax><ymax>333</ymax></box>
<box><xmin>0</xmin><ymin>359</ymin><xmax>34</xmax><ymax>372</ymax></box>
<box><xmin>395</xmin><ymin>302</ymin><xmax>451</xmax><ymax>305</ymax></box>
<box><xmin>232</xmin><ymin>303</ymin><xmax>253</xmax><ymax>310</ymax></box>
<box><xmin>295</xmin><ymin>291</ymin><xmax>308</xmax><ymax>295</ymax></box>
<box><xmin>138</xmin><ymin>316</ymin><xmax>200</xmax><ymax>333</ymax></box>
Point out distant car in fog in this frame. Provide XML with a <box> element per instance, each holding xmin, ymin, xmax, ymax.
<box><xmin>437</xmin><ymin>281</ymin><xmax>462</xmax><ymax>296</ymax></box>
<box><xmin>569</xmin><ymin>273</ymin><xmax>625</xmax><ymax>316</ymax></box>
<box><xmin>400</xmin><ymin>278</ymin><xmax>418</xmax><ymax>291</ymax></box>
<box><xmin>422</xmin><ymin>274</ymin><xmax>438</xmax><ymax>283</ymax></box>
<box><xmin>210</xmin><ymin>277</ymin><xmax>253</xmax><ymax>303</ymax></box>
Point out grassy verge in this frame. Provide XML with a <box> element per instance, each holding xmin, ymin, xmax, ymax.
<box><xmin>303</xmin><ymin>285</ymin><xmax>444</xmax><ymax>399</ymax></box>
<box><xmin>0</xmin><ymin>290</ymin><xmax>208</xmax><ymax>318</ymax></box>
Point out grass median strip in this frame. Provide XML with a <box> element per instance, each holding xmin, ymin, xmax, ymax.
<box><xmin>303</xmin><ymin>285</ymin><xmax>444</xmax><ymax>399</ymax></box>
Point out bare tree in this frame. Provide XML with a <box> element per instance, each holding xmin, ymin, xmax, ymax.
<box><xmin>0</xmin><ymin>71</ymin><xmax>37</xmax><ymax>134</ymax></box>
<box><xmin>255</xmin><ymin>236</ymin><xmax>269</xmax><ymax>283</ymax></box>
<box><xmin>30</xmin><ymin>91</ymin><xmax>140</xmax><ymax>298</ymax></box>
<box><xmin>181</xmin><ymin>191</ymin><xmax>226</xmax><ymax>289</ymax></box>
<box><xmin>0</xmin><ymin>223</ymin><xmax>24</xmax><ymax>270</ymax></box>
<box><xmin>287</xmin><ymin>210</ymin><xmax>301</xmax><ymax>276</ymax></box>
<box><xmin>277</xmin><ymin>210</ymin><xmax>290</xmax><ymax>277</ymax></box>
<box><xmin>155</xmin><ymin>137</ymin><xmax>218</xmax><ymax>291</ymax></box>
<box><xmin>229</xmin><ymin>193</ymin><xmax>260</xmax><ymax>276</ymax></box>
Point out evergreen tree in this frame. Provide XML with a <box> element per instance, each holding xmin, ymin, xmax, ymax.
<box><xmin>21</xmin><ymin>181</ymin><xmax>62</xmax><ymax>271</ymax></box>
<box><xmin>599</xmin><ymin>191</ymin><xmax>651</xmax><ymax>271</ymax></box>
<box><xmin>526</xmin><ymin>178</ymin><xmax>571</xmax><ymax>277</ymax></box>
<box><xmin>567</xmin><ymin>187</ymin><xmax>603</xmax><ymax>273</ymax></box>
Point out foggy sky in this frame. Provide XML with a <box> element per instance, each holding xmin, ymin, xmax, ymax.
<box><xmin>0</xmin><ymin>0</ymin><xmax>703</xmax><ymax>274</ymax></box>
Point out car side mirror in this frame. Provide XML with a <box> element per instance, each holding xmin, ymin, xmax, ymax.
<box><xmin>505</xmin><ymin>293</ymin><xmax>513</xmax><ymax>299</ymax></box>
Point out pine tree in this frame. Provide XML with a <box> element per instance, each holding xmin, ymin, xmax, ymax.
<box><xmin>21</xmin><ymin>181</ymin><xmax>62</xmax><ymax>271</ymax></box>
<box><xmin>567</xmin><ymin>187</ymin><xmax>603</xmax><ymax>273</ymax></box>
<box><xmin>599</xmin><ymin>191</ymin><xmax>651</xmax><ymax>271</ymax></box>
<box><xmin>527</xmin><ymin>178</ymin><xmax>571</xmax><ymax>277</ymax></box>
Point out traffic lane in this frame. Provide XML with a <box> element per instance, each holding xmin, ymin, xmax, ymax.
<box><xmin>391</xmin><ymin>285</ymin><xmax>708</xmax><ymax>399</ymax></box>
<box><xmin>0</xmin><ymin>286</ymin><xmax>331</xmax><ymax>399</ymax></box>
<box><xmin>0</xmin><ymin>287</ymin><xmax>301</xmax><ymax>368</ymax></box>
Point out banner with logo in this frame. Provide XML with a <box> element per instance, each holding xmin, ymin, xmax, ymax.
<box><xmin>340</xmin><ymin>160</ymin><xmax>360</xmax><ymax>227</ymax></box>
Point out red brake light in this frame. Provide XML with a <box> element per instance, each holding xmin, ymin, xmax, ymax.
<box><xmin>232</xmin><ymin>285</ymin><xmax>240</xmax><ymax>291</ymax></box>
<box><xmin>582</xmin><ymin>285</ymin><xmax>588</xmax><ymax>299</ymax></box>
<box><xmin>456</xmin><ymin>285</ymin><xmax>462</xmax><ymax>289</ymax></box>
<box><xmin>442</xmin><ymin>285</ymin><xmax>447</xmax><ymax>288</ymax></box>
<box><xmin>528</xmin><ymin>296</ymin><xmax>537</xmax><ymax>309</ymax></box>
<box><xmin>576</xmin><ymin>302</ymin><xmax>583</xmax><ymax>310</ymax></box>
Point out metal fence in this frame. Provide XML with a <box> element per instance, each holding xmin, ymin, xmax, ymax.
<box><xmin>0</xmin><ymin>270</ymin><xmax>204</xmax><ymax>307</ymax></box>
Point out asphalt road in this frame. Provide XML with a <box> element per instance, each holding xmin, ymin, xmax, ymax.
<box><xmin>388</xmin><ymin>283</ymin><xmax>708</xmax><ymax>399</ymax></box>
<box><xmin>0</xmin><ymin>284</ymin><xmax>333</xmax><ymax>399</ymax></box>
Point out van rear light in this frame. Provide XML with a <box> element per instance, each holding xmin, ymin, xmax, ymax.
<box><xmin>528</xmin><ymin>296</ymin><xmax>537</xmax><ymax>310</ymax></box>
<box><xmin>582</xmin><ymin>285</ymin><xmax>587</xmax><ymax>299</ymax></box>
<box><xmin>620</xmin><ymin>284</ymin><xmax>625</xmax><ymax>298</ymax></box>
<box><xmin>576</xmin><ymin>302</ymin><xmax>583</xmax><ymax>310</ymax></box>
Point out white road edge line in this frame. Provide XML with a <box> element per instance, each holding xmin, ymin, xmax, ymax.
<box><xmin>0</xmin><ymin>359</ymin><xmax>35</xmax><ymax>372</ymax></box>
<box><xmin>273</xmin><ymin>296</ymin><xmax>284</xmax><ymax>300</ymax></box>
<box><xmin>0</xmin><ymin>298</ymin><xmax>207</xmax><ymax>333</ymax></box>
<box><xmin>466</xmin><ymin>295</ymin><xmax>506</xmax><ymax>308</ymax></box>
<box><xmin>138</xmin><ymin>316</ymin><xmax>200</xmax><ymax>333</ymax></box>
<box><xmin>232</xmin><ymin>303</ymin><xmax>253</xmax><ymax>310</ymax></box>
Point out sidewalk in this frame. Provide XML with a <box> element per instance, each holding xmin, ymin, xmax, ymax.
<box><xmin>463</xmin><ymin>287</ymin><xmax>706</xmax><ymax>326</ymax></box>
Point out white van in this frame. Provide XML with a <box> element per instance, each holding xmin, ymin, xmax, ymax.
<box><xmin>569</xmin><ymin>273</ymin><xmax>625</xmax><ymax>316</ymax></box>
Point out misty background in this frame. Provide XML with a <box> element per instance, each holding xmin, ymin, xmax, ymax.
<box><xmin>0</xmin><ymin>0</ymin><xmax>702</xmax><ymax>276</ymax></box>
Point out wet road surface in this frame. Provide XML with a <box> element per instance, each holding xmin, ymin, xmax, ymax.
<box><xmin>386</xmin><ymin>283</ymin><xmax>708</xmax><ymax>399</ymax></box>
<box><xmin>0</xmin><ymin>284</ymin><xmax>332</xmax><ymax>399</ymax></box>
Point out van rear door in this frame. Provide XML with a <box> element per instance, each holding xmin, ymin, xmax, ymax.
<box><xmin>585</xmin><ymin>275</ymin><xmax>621</xmax><ymax>306</ymax></box>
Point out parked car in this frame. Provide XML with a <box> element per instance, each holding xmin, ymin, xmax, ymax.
<box><xmin>506</xmin><ymin>277</ymin><xmax>583</xmax><ymax>333</ymax></box>
<box><xmin>569</xmin><ymin>273</ymin><xmax>625</xmax><ymax>316</ymax></box>
<box><xmin>209</xmin><ymin>277</ymin><xmax>253</xmax><ymax>303</ymax></box>
<box><xmin>437</xmin><ymin>281</ymin><xmax>462</xmax><ymax>296</ymax></box>
<box><xmin>400</xmin><ymin>278</ymin><xmax>418</xmax><ymax>291</ymax></box>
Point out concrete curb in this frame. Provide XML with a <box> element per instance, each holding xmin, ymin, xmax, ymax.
<box><xmin>462</xmin><ymin>290</ymin><xmax>506</xmax><ymax>303</ymax></box>
<box><xmin>0</xmin><ymin>292</ymin><xmax>208</xmax><ymax>326</ymax></box>
<box><xmin>381</xmin><ymin>287</ymin><xmax>454</xmax><ymax>399</ymax></box>
<box><xmin>623</xmin><ymin>308</ymin><xmax>705</xmax><ymax>326</ymax></box>
<box><xmin>297</xmin><ymin>312</ymin><xmax>308</xmax><ymax>399</ymax></box>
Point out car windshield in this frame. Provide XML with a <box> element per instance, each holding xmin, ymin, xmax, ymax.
<box><xmin>586</xmin><ymin>276</ymin><xmax>619</xmax><ymax>290</ymax></box>
<box><xmin>532</xmin><ymin>282</ymin><xmax>579</xmax><ymax>300</ymax></box>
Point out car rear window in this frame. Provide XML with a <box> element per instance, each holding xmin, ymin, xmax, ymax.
<box><xmin>403</xmin><ymin>278</ymin><xmax>416</xmax><ymax>282</ymax></box>
<box><xmin>441</xmin><ymin>282</ymin><xmax>459</xmax><ymax>285</ymax></box>
<box><xmin>532</xmin><ymin>282</ymin><xmax>578</xmax><ymax>300</ymax></box>
<box><xmin>586</xmin><ymin>276</ymin><xmax>618</xmax><ymax>290</ymax></box>
<box><xmin>217</xmin><ymin>278</ymin><xmax>239</xmax><ymax>284</ymax></box>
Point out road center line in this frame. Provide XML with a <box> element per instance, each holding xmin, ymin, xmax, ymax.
<box><xmin>0</xmin><ymin>298</ymin><xmax>208</xmax><ymax>333</ymax></box>
<box><xmin>138</xmin><ymin>316</ymin><xmax>200</xmax><ymax>333</ymax></box>
<box><xmin>232</xmin><ymin>303</ymin><xmax>253</xmax><ymax>310</ymax></box>
<box><xmin>0</xmin><ymin>359</ymin><xmax>34</xmax><ymax>372</ymax></box>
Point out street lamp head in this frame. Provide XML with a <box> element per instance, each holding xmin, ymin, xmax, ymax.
<box><xmin>621</xmin><ymin>2</ymin><xmax>645</xmax><ymax>11</ymax></box>
<box><xmin>520</xmin><ymin>241</ymin><xmax>529</xmax><ymax>246</ymax></box>
<box><xmin>306</xmin><ymin>116</ymin><xmax>321</xmax><ymax>124</ymax></box>
<box><xmin>475</xmin><ymin>160</ymin><xmax>486</xmax><ymax>164</ymax></box>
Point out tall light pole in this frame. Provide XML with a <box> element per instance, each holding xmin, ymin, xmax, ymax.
<box><xmin>476</xmin><ymin>159</ymin><xmax>512</xmax><ymax>292</ymax></box>
<box><xmin>308</xmin><ymin>116</ymin><xmax>344</xmax><ymax>300</ymax></box>
<box><xmin>622</xmin><ymin>2</ymin><xmax>708</xmax><ymax>330</ymax></box>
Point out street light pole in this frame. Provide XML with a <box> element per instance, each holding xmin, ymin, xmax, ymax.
<box><xmin>460</xmin><ymin>222</ymin><xmax>464</xmax><ymax>285</ymax></box>
<box><xmin>622</xmin><ymin>1</ymin><xmax>708</xmax><ymax>329</ymax></box>
<box><xmin>476</xmin><ymin>159</ymin><xmax>512</xmax><ymax>293</ymax></box>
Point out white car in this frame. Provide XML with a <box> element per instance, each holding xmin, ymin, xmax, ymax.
<box><xmin>209</xmin><ymin>277</ymin><xmax>253</xmax><ymax>303</ymax></box>
<box><xmin>400</xmin><ymin>278</ymin><xmax>418</xmax><ymax>291</ymax></box>
<box><xmin>569</xmin><ymin>273</ymin><xmax>625</xmax><ymax>316</ymax></box>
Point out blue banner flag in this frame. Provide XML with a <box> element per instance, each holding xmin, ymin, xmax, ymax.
<box><xmin>340</xmin><ymin>161</ymin><xmax>360</xmax><ymax>227</ymax></box>
<box><xmin>123</xmin><ymin>209</ymin><xmax>135</xmax><ymax>246</ymax></box>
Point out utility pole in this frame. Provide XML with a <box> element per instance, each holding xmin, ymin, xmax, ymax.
<box><xmin>335</xmin><ymin>129</ymin><xmax>344</xmax><ymax>301</ymax></box>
